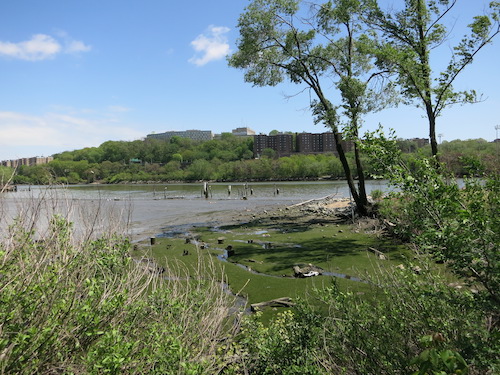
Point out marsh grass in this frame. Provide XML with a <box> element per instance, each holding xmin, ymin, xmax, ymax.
<box><xmin>0</xmin><ymin>188</ymin><xmax>237</xmax><ymax>374</ymax></box>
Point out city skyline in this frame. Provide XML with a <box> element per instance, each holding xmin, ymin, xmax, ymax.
<box><xmin>1</xmin><ymin>1</ymin><xmax>499</xmax><ymax>161</ymax></box>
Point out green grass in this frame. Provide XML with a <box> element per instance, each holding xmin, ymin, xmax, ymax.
<box><xmin>134</xmin><ymin>214</ymin><xmax>411</xmax><ymax>316</ymax></box>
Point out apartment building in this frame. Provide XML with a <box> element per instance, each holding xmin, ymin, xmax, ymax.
<box><xmin>253</xmin><ymin>133</ymin><xmax>294</xmax><ymax>157</ymax></box>
<box><xmin>147</xmin><ymin>130</ymin><xmax>213</xmax><ymax>142</ymax></box>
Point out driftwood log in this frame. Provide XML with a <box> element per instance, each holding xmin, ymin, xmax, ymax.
<box><xmin>251</xmin><ymin>297</ymin><xmax>295</xmax><ymax>312</ymax></box>
<box><xmin>368</xmin><ymin>247</ymin><xmax>387</xmax><ymax>260</ymax></box>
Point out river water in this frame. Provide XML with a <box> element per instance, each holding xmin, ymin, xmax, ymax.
<box><xmin>5</xmin><ymin>180</ymin><xmax>389</xmax><ymax>201</ymax></box>
<box><xmin>1</xmin><ymin>180</ymin><xmax>390</xmax><ymax>241</ymax></box>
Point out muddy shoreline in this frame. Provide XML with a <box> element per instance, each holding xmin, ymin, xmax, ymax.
<box><xmin>144</xmin><ymin>195</ymin><xmax>353</xmax><ymax>241</ymax></box>
<box><xmin>1</xmin><ymin>190</ymin><xmax>352</xmax><ymax>242</ymax></box>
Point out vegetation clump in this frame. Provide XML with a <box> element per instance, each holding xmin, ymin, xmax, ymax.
<box><xmin>0</xmin><ymin>201</ymin><xmax>237</xmax><ymax>374</ymax></box>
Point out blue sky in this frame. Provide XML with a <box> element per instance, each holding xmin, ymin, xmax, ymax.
<box><xmin>1</xmin><ymin>0</ymin><xmax>499</xmax><ymax>161</ymax></box>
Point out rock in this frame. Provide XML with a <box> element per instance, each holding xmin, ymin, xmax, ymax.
<box><xmin>293</xmin><ymin>264</ymin><xmax>324</xmax><ymax>278</ymax></box>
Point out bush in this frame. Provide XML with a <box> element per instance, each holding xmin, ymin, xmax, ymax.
<box><xmin>231</xmin><ymin>308</ymin><xmax>323</xmax><ymax>374</ymax></box>
<box><xmin>315</xmin><ymin>267</ymin><xmax>497</xmax><ymax>374</ymax></box>
<box><xmin>0</xmin><ymin>192</ymin><xmax>237</xmax><ymax>374</ymax></box>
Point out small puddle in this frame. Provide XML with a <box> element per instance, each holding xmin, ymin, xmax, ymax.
<box><xmin>157</xmin><ymin>230</ymin><xmax>190</xmax><ymax>238</ymax></box>
<box><xmin>322</xmin><ymin>271</ymin><xmax>363</xmax><ymax>282</ymax></box>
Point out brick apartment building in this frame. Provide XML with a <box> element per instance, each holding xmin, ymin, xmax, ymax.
<box><xmin>253</xmin><ymin>134</ymin><xmax>294</xmax><ymax>157</ymax></box>
<box><xmin>254</xmin><ymin>132</ymin><xmax>354</xmax><ymax>157</ymax></box>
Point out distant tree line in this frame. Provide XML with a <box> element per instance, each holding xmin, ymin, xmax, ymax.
<box><xmin>2</xmin><ymin>137</ymin><xmax>498</xmax><ymax>185</ymax></box>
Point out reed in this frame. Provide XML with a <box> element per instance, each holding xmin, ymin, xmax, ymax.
<box><xmin>0</xmin><ymin>187</ymin><xmax>238</xmax><ymax>374</ymax></box>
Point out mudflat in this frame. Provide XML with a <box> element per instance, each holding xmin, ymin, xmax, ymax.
<box><xmin>2</xmin><ymin>194</ymin><xmax>336</xmax><ymax>241</ymax></box>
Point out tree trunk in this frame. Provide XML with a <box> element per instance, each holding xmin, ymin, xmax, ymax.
<box><xmin>333</xmin><ymin>132</ymin><xmax>369</xmax><ymax>216</ymax></box>
<box><xmin>315</xmin><ymin>93</ymin><xmax>370</xmax><ymax>216</ymax></box>
<box><xmin>428</xmin><ymin>109</ymin><xmax>439</xmax><ymax>158</ymax></box>
<box><xmin>353</xmin><ymin>141</ymin><xmax>369</xmax><ymax>211</ymax></box>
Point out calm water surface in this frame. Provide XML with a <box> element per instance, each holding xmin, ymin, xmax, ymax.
<box><xmin>17</xmin><ymin>180</ymin><xmax>390</xmax><ymax>201</ymax></box>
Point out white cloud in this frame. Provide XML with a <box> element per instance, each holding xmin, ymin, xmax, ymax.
<box><xmin>189</xmin><ymin>25</ymin><xmax>231</xmax><ymax>66</ymax></box>
<box><xmin>0</xmin><ymin>34</ymin><xmax>61</xmax><ymax>61</ymax></box>
<box><xmin>0</xmin><ymin>110</ymin><xmax>143</xmax><ymax>160</ymax></box>
<box><xmin>0</xmin><ymin>33</ymin><xmax>91</xmax><ymax>61</ymax></box>
<box><xmin>66</xmin><ymin>40</ymin><xmax>92</xmax><ymax>54</ymax></box>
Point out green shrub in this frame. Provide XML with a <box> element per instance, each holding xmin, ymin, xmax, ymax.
<box><xmin>0</xmin><ymin>197</ymin><xmax>236</xmax><ymax>374</ymax></box>
<box><xmin>315</xmin><ymin>266</ymin><xmax>497</xmax><ymax>374</ymax></box>
<box><xmin>231</xmin><ymin>308</ymin><xmax>323</xmax><ymax>374</ymax></box>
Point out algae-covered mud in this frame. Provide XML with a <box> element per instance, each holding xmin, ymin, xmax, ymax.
<box><xmin>135</xmin><ymin>196</ymin><xmax>411</xmax><ymax>312</ymax></box>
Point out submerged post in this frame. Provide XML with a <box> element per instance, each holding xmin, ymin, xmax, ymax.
<box><xmin>202</xmin><ymin>182</ymin><xmax>209</xmax><ymax>199</ymax></box>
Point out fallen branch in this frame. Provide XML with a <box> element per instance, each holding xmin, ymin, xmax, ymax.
<box><xmin>287</xmin><ymin>194</ymin><xmax>338</xmax><ymax>208</ymax></box>
<box><xmin>250</xmin><ymin>297</ymin><xmax>294</xmax><ymax>312</ymax></box>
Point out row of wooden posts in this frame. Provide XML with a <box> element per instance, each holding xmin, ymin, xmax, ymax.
<box><xmin>152</xmin><ymin>183</ymin><xmax>282</xmax><ymax>199</ymax></box>
<box><xmin>202</xmin><ymin>182</ymin><xmax>280</xmax><ymax>199</ymax></box>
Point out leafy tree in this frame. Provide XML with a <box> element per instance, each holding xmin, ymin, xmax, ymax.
<box><xmin>186</xmin><ymin>159</ymin><xmax>215</xmax><ymax>180</ymax></box>
<box><xmin>100</xmin><ymin>141</ymin><xmax>133</xmax><ymax>163</ymax></box>
<box><xmin>229</xmin><ymin>0</ymin><xmax>392</xmax><ymax>215</ymax></box>
<box><xmin>262</xmin><ymin>148</ymin><xmax>278</xmax><ymax>159</ymax></box>
<box><xmin>367</xmin><ymin>0</ymin><xmax>500</xmax><ymax>157</ymax></box>
<box><xmin>0</xmin><ymin>166</ymin><xmax>14</xmax><ymax>186</ymax></box>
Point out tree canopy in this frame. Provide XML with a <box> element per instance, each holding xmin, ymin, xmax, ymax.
<box><xmin>229</xmin><ymin>0</ymin><xmax>396</xmax><ymax>215</ymax></box>
<box><xmin>366</xmin><ymin>0</ymin><xmax>500</xmax><ymax>157</ymax></box>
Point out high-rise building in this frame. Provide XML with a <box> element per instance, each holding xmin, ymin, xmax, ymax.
<box><xmin>297</xmin><ymin>132</ymin><xmax>340</xmax><ymax>153</ymax></box>
<box><xmin>256</xmin><ymin>132</ymin><xmax>353</xmax><ymax>157</ymax></box>
<box><xmin>147</xmin><ymin>130</ymin><xmax>213</xmax><ymax>142</ymax></box>
<box><xmin>253</xmin><ymin>133</ymin><xmax>293</xmax><ymax>157</ymax></box>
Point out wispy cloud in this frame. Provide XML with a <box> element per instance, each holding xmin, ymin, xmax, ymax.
<box><xmin>0</xmin><ymin>109</ymin><xmax>143</xmax><ymax>159</ymax></box>
<box><xmin>0</xmin><ymin>33</ymin><xmax>91</xmax><ymax>61</ymax></box>
<box><xmin>189</xmin><ymin>25</ymin><xmax>231</xmax><ymax>66</ymax></box>
<box><xmin>66</xmin><ymin>40</ymin><xmax>92</xmax><ymax>54</ymax></box>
